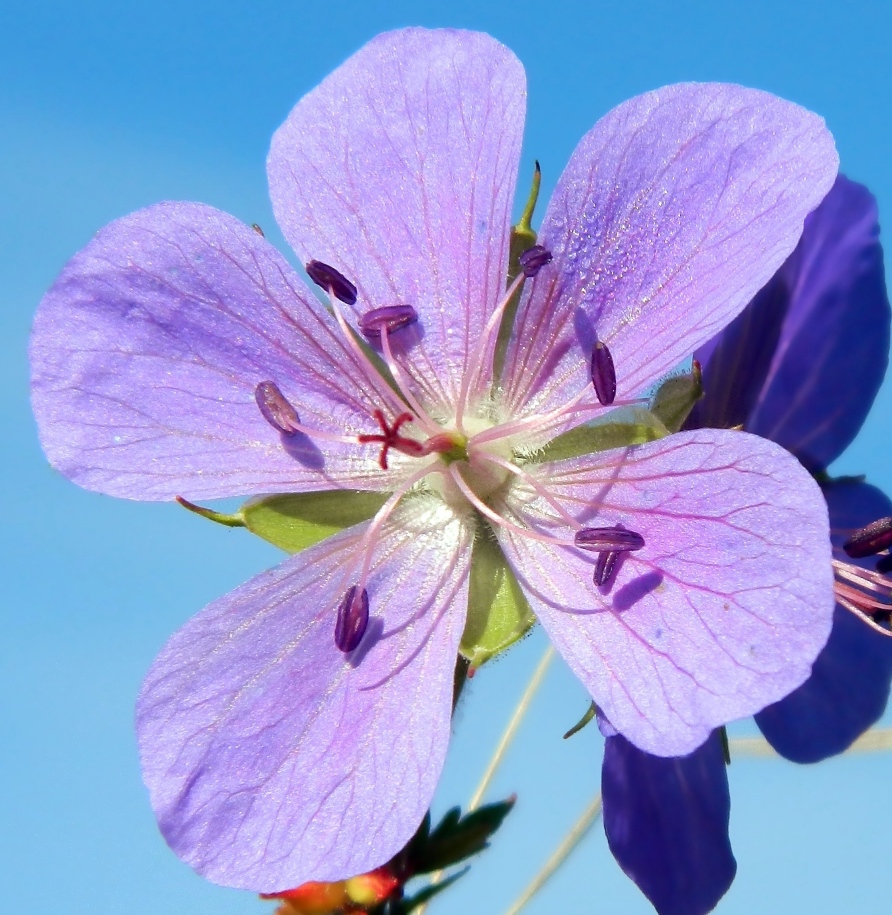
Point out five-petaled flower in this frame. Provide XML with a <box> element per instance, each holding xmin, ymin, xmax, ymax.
<box><xmin>30</xmin><ymin>28</ymin><xmax>839</xmax><ymax>895</ymax></box>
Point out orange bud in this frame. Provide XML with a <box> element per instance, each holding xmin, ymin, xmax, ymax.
<box><xmin>261</xmin><ymin>880</ymin><xmax>349</xmax><ymax>914</ymax></box>
<box><xmin>345</xmin><ymin>866</ymin><xmax>399</xmax><ymax>906</ymax></box>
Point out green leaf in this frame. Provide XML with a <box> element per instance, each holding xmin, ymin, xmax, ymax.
<box><xmin>650</xmin><ymin>362</ymin><xmax>703</xmax><ymax>432</ymax></box>
<box><xmin>535</xmin><ymin>407</ymin><xmax>670</xmax><ymax>463</ymax></box>
<box><xmin>409</xmin><ymin>798</ymin><xmax>516</xmax><ymax>874</ymax></box>
<box><xmin>398</xmin><ymin>867</ymin><xmax>469</xmax><ymax>913</ymax></box>
<box><xmin>242</xmin><ymin>490</ymin><xmax>388</xmax><ymax>553</ymax></box>
<box><xmin>460</xmin><ymin>533</ymin><xmax>535</xmax><ymax>668</ymax></box>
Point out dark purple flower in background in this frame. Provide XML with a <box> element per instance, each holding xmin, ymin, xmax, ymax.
<box><xmin>30</xmin><ymin>28</ymin><xmax>840</xmax><ymax>897</ymax></box>
<box><xmin>603</xmin><ymin>176</ymin><xmax>891</xmax><ymax>915</ymax></box>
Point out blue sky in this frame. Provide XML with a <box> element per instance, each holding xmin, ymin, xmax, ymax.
<box><xmin>3</xmin><ymin>1</ymin><xmax>892</xmax><ymax>913</ymax></box>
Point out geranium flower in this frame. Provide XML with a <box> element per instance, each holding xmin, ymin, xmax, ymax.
<box><xmin>602</xmin><ymin>175</ymin><xmax>892</xmax><ymax>915</ymax></box>
<box><xmin>30</xmin><ymin>29</ymin><xmax>839</xmax><ymax>892</ymax></box>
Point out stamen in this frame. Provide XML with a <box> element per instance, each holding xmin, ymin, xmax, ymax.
<box><xmin>455</xmin><ymin>270</ymin><xmax>527</xmax><ymax>430</ymax></box>
<box><xmin>253</xmin><ymin>380</ymin><xmax>357</xmax><ymax>445</ymax></box>
<box><xmin>590</xmin><ymin>341</ymin><xmax>617</xmax><ymax>406</ymax></box>
<box><xmin>837</xmin><ymin>597</ymin><xmax>892</xmax><ymax>637</ymax></box>
<box><xmin>878</xmin><ymin>554</ymin><xmax>892</xmax><ymax>574</ymax></box>
<box><xmin>594</xmin><ymin>550</ymin><xmax>619</xmax><ymax>587</ymax></box>
<box><xmin>340</xmin><ymin>464</ymin><xmax>446</xmax><ymax>605</ymax></box>
<box><xmin>358</xmin><ymin>409</ymin><xmax>427</xmax><ymax>470</ymax></box>
<box><xmin>334</xmin><ymin>585</ymin><xmax>370</xmax><ymax>653</ymax></box>
<box><xmin>518</xmin><ymin>245</ymin><xmax>553</xmax><ymax>278</ymax></box>
<box><xmin>477</xmin><ymin>452</ymin><xmax>580</xmax><ymax>528</ymax></box>
<box><xmin>447</xmin><ymin>465</ymin><xmax>573</xmax><ymax>547</ymax></box>
<box><xmin>844</xmin><ymin>516</ymin><xmax>892</xmax><ymax>558</ymax></box>
<box><xmin>255</xmin><ymin>381</ymin><xmax>301</xmax><ymax>434</ymax></box>
<box><xmin>377</xmin><ymin>319</ymin><xmax>441</xmax><ymax>435</ymax></box>
<box><xmin>306</xmin><ymin>259</ymin><xmax>358</xmax><ymax>305</ymax></box>
<box><xmin>469</xmin><ymin>393</ymin><xmax>648</xmax><ymax>451</ymax></box>
<box><xmin>833</xmin><ymin>558</ymin><xmax>892</xmax><ymax>636</ymax></box>
<box><xmin>574</xmin><ymin>526</ymin><xmax>645</xmax><ymax>552</ymax></box>
<box><xmin>359</xmin><ymin>305</ymin><xmax>418</xmax><ymax>338</ymax></box>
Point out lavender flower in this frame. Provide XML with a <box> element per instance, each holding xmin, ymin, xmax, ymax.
<box><xmin>30</xmin><ymin>29</ymin><xmax>839</xmax><ymax>893</ymax></box>
<box><xmin>603</xmin><ymin>176</ymin><xmax>891</xmax><ymax>915</ymax></box>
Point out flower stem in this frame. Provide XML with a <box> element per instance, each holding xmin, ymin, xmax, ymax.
<box><xmin>728</xmin><ymin>727</ymin><xmax>892</xmax><ymax>756</ymax></box>
<box><xmin>415</xmin><ymin>644</ymin><xmax>555</xmax><ymax>914</ymax></box>
<box><xmin>467</xmin><ymin>645</ymin><xmax>555</xmax><ymax>811</ymax></box>
<box><xmin>502</xmin><ymin>793</ymin><xmax>603</xmax><ymax>915</ymax></box>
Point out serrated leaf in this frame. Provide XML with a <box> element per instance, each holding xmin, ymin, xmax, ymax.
<box><xmin>242</xmin><ymin>490</ymin><xmax>388</xmax><ymax>553</ymax></box>
<box><xmin>460</xmin><ymin>533</ymin><xmax>535</xmax><ymax>667</ymax></box>
<box><xmin>412</xmin><ymin>798</ymin><xmax>516</xmax><ymax>874</ymax></box>
<box><xmin>536</xmin><ymin>407</ymin><xmax>669</xmax><ymax>463</ymax></box>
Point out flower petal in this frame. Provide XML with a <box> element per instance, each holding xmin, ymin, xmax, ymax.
<box><xmin>136</xmin><ymin>495</ymin><xmax>472</xmax><ymax>890</ymax></box>
<box><xmin>268</xmin><ymin>28</ymin><xmax>526</xmax><ymax>413</ymax></box>
<box><xmin>689</xmin><ymin>176</ymin><xmax>890</xmax><ymax>471</ymax></box>
<box><xmin>30</xmin><ymin>202</ymin><xmax>407</xmax><ymax>501</ymax></box>
<box><xmin>756</xmin><ymin>481</ymin><xmax>892</xmax><ymax>762</ymax></box>
<box><xmin>602</xmin><ymin>731</ymin><xmax>735</xmax><ymax>915</ymax></box>
<box><xmin>497</xmin><ymin>430</ymin><xmax>834</xmax><ymax>755</ymax></box>
<box><xmin>501</xmin><ymin>83</ymin><xmax>838</xmax><ymax>420</ymax></box>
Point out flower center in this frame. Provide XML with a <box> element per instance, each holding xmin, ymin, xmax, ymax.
<box><xmin>253</xmin><ymin>257</ymin><xmax>649</xmax><ymax>653</ymax></box>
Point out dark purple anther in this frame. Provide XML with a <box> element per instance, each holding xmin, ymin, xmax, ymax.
<box><xmin>335</xmin><ymin>586</ymin><xmax>370</xmax><ymax>653</ymax></box>
<box><xmin>518</xmin><ymin>245</ymin><xmax>553</xmax><ymax>278</ymax></box>
<box><xmin>877</xmin><ymin>554</ymin><xmax>892</xmax><ymax>575</ymax></box>
<box><xmin>594</xmin><ymin>550</ymin><xmax>619</xmax><ymax>587</ymax></box>
<box><xmin>306</xmin><ymin>259</ymin><xmax>358</xmax><ymax>305</ymax></box>
<box><xmin>575</xmin><ymin>526</ymin><xmax>645</xmax><ymax>553</ymax></box>
<box><xmin>359</xmin><ymin>305</ymin><xmax>419</xmax><ymax>339</ymax></box>
<box><xmin>843</xmin><ymin>516</ymin><xmax>892</xmax><ymax>558</ymax></box>
<box><xmin>255</xmin><ymin>381</ymin><xmax>301</xmax><ymax>435</ymax></box>
<box><xmin>590</xmin><ymin>340</ymin><xmax>617</xmax><ymax>405</ymax></box>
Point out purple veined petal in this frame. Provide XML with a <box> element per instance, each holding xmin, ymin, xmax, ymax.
<box><xmin>500</xmin><ymin>83</ymin><xmax>838</xmax><ymax>421</ymax></box>
<box><xmin>137</xmin><ymin>496</ymin><xmax>473</xmax><ymax>891</ymax></box>
<box><xmin>689</xmin><ymin>176</ymin><xmax>890</xmax><ymax>472</ymax></box>
<box><xmin>756</xmin><ymin>481</ymin><xmax>892</xmax><ymax>762</ymax></box>
<box><xmin>30</xmin><ymin>202</ymin><xmax>408</xmax><ymax>501</ymax></box>
<box><xmin>496</xmin><ymin>429</ymin><xmax>835</xmax><ymax>755</ymax></box>
<box><xmin>602</xmin><ymin>730</ymin><xmax>735</xmax><ymax>915</ymax></box>
<box><xmin>268</xmin><ymin>28</ymin><xmax>526</xmax><ymax>415</ymax></box>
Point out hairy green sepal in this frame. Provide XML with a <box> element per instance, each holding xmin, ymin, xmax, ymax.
<box><xmin>242</xmin><ymin>491</ymin><xmax>388</xmax><ymax>553</ymax></box>
<box><xmin>460</xmin><ymin>532</ymin><xmax>534</xmax><ymax>667</ymax></box>
<box><xmin>494</xmin><ymin>161</ymin><xmax>541</xmax><ymax>380</ymax></box>
<box><xmin>534</xmin><ymin>407</ymin><xmax>670</xmax><ymax>463</ymax></box>
<box><xmin>650</xmin><ymin>362</ymin><xmax>703</xmax><ymax>432</ymax></box>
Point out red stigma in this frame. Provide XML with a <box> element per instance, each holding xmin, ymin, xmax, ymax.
<box><xmin>358</xmin><ymin>410</ymin><xmax>427</xmax><ymax>470</ymax></box>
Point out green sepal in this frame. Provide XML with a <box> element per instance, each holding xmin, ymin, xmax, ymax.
<box><xmin>175</xmin><ymin>496</ymin><xmax>245</xmax><ymax>527</ymax></box>
<box><xmin>460</xmin><ymin>532</ymin><xmax>535</xmax><ymax>668</ymax></box>
<box><xmin>650</xmin><ymin>361</ymin><xmax>704</xmax><ymax>432</ymax></box>
<box><xmin>563</xmin><ymin>701</ymin><xmax>597</xmax><ymax>740</ymax></box>
<box><xmin>534</xmin><ymin>407</ymin><xmax>670</xmax><ymax>463</ymax></box>
<box><xmin>494</xmin><ymin>161</ymin><xmax>541</xmax><ymax>379</ymax></box>
<box><xmin>242</xmin><ymin>490</ymin><xmax>388</xmax><ymax>554</ymax></box>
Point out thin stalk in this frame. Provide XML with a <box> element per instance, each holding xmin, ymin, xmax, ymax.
<box><xmin>415</xmin><ymin>645</ymin><xmax>555</xmax><ymax>915</ymax></box>
<box><xmin>467</xmin><ymin>645</ymin><xmax>555</xmax><ymax>811</ymax></box>
<box><xmin>729</xmin><ymin>726</ymin><xmax>892</xmax><ymax>757</ymax></box>
<box><xmin>502</xmin><ymin>793</ymin><xmax>603</xmax><ymax>915</ymax></box>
